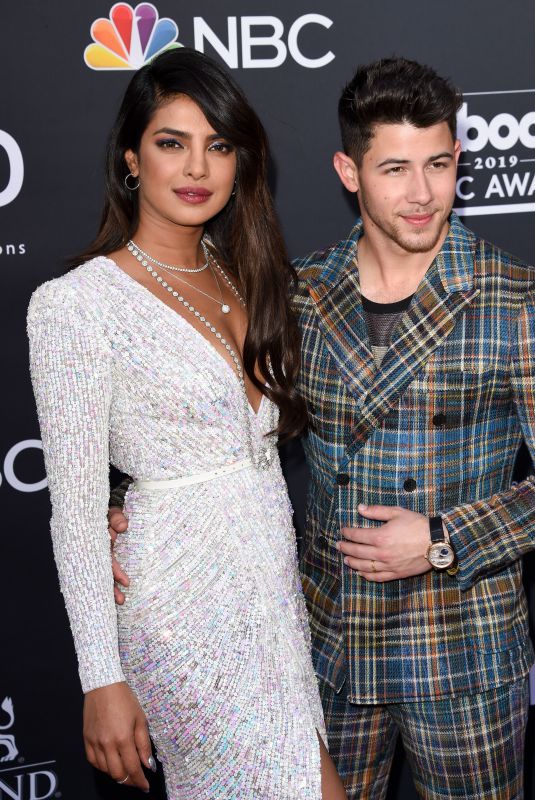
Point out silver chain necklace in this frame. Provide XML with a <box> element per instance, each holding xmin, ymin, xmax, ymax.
<box><xmin>127</xmin><ymin>243</ymin><xmax>275</xmax><ymax>470</ymax></box>
<box><xmin>157</xmin><ymin>260</ymin><xmax>232</xmax><ymax>314</ymax></box>
<box><xmin>128</xmin><ymin>239</ymin><xmax>210</xmax><ymax>273</ymax></box>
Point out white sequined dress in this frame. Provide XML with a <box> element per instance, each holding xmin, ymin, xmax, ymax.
<box><xmin>27</xmin><ymin>257</ymin><xmax>325</xmax><ymax>799</ymax></box>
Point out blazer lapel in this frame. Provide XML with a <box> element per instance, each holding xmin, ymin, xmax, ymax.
<box><xmin>307</xmin><ymin>222</ymin><xmax>376</xmax><ymax>403</ymax></box>
<box><xmin>346</xmin><ymin>215</ymin><xmax>481</xmax><ymax>455</ymax></box>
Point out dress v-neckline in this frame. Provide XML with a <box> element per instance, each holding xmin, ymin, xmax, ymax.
<box><xmin>102</xmin><ymin>256</ymin><xmax>266</xmax><ymax>417</ymax></box>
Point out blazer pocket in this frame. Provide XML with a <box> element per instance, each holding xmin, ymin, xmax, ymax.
<box><xmin>407</xmin><ymin>368</ymin><xmax>509</xmax><ymax>427</ymax></box>
<box><xmin>465</xmin><ymin>564</ymin><xmax>529</xmax><ymax>653</ymax></box>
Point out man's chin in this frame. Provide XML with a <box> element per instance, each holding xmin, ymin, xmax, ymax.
<box><xmin>395</xmin><ymin>225</ymin><xmax>446</xmax><ymax>254</ymax></box>
<box><xmin>399</xmin><ymin>236</ymin><xmax>442</xmax><ymax>254</ymax></box>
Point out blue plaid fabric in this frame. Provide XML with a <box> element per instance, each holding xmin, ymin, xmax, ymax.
<box><xmin>320</xmin><ymin>676</ymin><xmax>529</xmax><ymax>799</ymax></box>
<box><xmin>292</xmin><ymin>213</ymin><xmax>535</xmax><ymax>703</ymax></box>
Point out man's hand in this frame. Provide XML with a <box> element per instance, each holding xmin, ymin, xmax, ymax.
<box><xmin>108</xmin><ymin>506</ymin><xmax>130</xmax><ymax>605</ymax></box>
<box><xmin>337</xmin><ymin>504</ymin><xmax>432</xmax><ymax>582</ymax></box>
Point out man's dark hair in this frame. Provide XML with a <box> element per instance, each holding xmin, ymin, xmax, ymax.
<box><xmin>338</xmin><ymin>57</ymin><xmax>463</xmax><ymax>164</ymax></box>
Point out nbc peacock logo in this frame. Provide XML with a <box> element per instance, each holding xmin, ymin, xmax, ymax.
<box><xmin>84</xmin><ymin>3</ymin><xmax>181</xmax><ymax>70</ymax></box>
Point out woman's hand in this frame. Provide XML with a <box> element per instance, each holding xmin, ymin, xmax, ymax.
<box><xmin>83</xmin><ymin>682</ymin><xmax>153</xmax><ymax>792</ymax></box>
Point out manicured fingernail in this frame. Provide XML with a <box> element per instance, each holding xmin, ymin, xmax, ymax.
<box><xmin>148</xmin><ymin>756</ymin><xmax>157</xmax><ymax>772</ymax></box>
<box><xmin>359</xmin><ymin>503</ymin><xmax>367</xmax><ymax>510</ymax></box>
<box><xmin>344</xmin><ymin>557</ymin><xmax>350</xmax><ymax>565</ymax></box>
<box><xmin>335</xmin><ymin>542</ymin><xmax>340</xmax><ymax>550</ymax></box>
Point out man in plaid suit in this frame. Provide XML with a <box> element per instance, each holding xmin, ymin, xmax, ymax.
<box><xmin>293</xmin><ymin>57</ymin><xmax>534</xmax><ymax>798</ymax></box>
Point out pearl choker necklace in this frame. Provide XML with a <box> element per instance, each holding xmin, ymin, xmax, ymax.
<box><xmin>128</xmin><ymin>238</ymin><xmax>210</xmax><ymax>273</ymax></box>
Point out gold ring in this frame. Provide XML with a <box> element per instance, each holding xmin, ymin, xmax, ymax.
<box><xmin>371</xmin><ymin>560</ymin><xmax>377</xmax><ymax>573</ymax></box>
<box><xmin>117</xmin><ymin>775</ymin><xmax>129</xmax><ymax>785</ymax></box>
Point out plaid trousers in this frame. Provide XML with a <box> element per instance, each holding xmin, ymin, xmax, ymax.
<box><xmin>320</xmin><ymin>677</ymin><xmax>530</xmax><ymax>800</ymax></box>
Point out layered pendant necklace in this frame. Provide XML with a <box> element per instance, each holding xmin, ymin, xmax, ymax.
<box><xmin>128</xmin><ymin>239</ymin><xmax>237</xmax><ymax>314</ymax></box>
<box><xmin>126</xmin><ymin>239</ymin><xmax>275</xmax><ymax>470</ymax></box>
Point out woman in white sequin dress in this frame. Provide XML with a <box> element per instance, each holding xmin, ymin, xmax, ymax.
<box><xmin>28</xmin><ymin>49</ymin><xmax>346</xmax><ymax>799</ymax></box>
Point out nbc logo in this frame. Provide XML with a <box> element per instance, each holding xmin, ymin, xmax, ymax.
<box><xmin>84</xmin><ymin>2</ymin><xmax>180</xmax><ymax>70</ymax></box>
<box><xmin>85</xmin><ymin>5</ymin><xmax>334</xmax><ymax>71</ymax></box>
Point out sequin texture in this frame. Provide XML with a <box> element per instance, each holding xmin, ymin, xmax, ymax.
<box><xmin>27</xmin><ymin>257</ymin><xmax>325</xmax><ymax>799</ymax></box>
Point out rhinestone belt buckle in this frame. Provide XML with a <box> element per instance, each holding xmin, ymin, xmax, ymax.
<box><xmin>256</xmin><ymin>447</ymin><xmax>273</xmax><ymax>470</ymax></box>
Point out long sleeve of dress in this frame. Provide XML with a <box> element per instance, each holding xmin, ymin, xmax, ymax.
<box><xmin>27</xmin><ymin>278</ymin><xmax>125</xmax><ymax>693</ymax></box>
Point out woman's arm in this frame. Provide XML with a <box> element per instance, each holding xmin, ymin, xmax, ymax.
<box><xmin>28</xmin><ymin>279</ymin><xmax>122</xmax><ymax>691</ymax></box>
<box><xmin>27</xmin><ymin>278</ymin><xmax>152</xmax><ymax>790</ymax></box>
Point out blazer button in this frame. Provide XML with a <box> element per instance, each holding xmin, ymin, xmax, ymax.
<box><xmin>336</xmin><ymin>473</ymin><xmax>350</xmax><ymax>486</ymax></box>
<box><xmin>403</xmin><ymin>477</ymin><xmax>417</xmax><ymax>492</ymax></box>
<box><xmin>317</xmin><ymin>535</ymin><xmax>329</xmax><ymax>550</ymax></box>
<box><xmin>432</xmin><ymin>412</ymin><xmax>446</xmax><ymax>427</ymax></box>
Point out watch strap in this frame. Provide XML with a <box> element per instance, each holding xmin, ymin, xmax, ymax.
<box><xmin>429</xmin><ymin>516</ymin><xmax>444</xmax><ymax>543</ymax></box>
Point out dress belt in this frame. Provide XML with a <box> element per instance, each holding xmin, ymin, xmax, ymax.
<box><xmin>134</xmin><ymin>457</ymin><xmax>254</xmax><ymax>491</ymax></box>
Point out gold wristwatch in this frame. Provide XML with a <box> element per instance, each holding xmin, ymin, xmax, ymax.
<box><xmin>426</xmin><ymin>516</ymin><xmax>458</xmax><ymax>574</ymax></box>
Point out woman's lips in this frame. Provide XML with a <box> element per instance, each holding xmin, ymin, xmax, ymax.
<box><xmin>174</xmin><ymin>187</ymin><xmax>213</xmax><ymax>204</ymax></box>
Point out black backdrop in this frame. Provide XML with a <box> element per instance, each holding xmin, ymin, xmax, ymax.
<box><xmin>1</xmin><ymin>2</ymin><xmax>535</xmax><ymax>798</ymax></box>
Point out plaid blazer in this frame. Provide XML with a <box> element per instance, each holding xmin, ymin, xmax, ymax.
<box><xmin>293</xmin><ymin>213</ymin><xmax>535</xmax><ymax>703</ymax></box>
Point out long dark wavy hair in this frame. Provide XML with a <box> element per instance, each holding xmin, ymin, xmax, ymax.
<box><xmin>71</xmin><ymin>47</ymin><xmax>306</xmax><ymax>440</ymax></box>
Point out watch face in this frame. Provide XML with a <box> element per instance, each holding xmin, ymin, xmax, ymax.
<box><xmin>427</xmin><ymin>542</ymin><xmax>455</xmax><ymax>569</ymax></box>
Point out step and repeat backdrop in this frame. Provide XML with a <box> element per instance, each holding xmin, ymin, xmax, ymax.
<box><xmin>2</xmin><ymin>1</ymin><xmax>535</xmax><ymax>798</ymax></box>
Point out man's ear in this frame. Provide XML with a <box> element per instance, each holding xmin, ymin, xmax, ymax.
<box><xmin>453</xmin><ymin>138</ymin><xmax>462</xmax><ymax>166</ymax></box>
<box><xmin>124</xmin><ymin>148</ymin><xmax>139</xmax><ymax>177</ymax></box>
<box><xmin>333</xmin><ymin>151</ymin><xmax>359</xmax><ymax>193</ymax></box>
